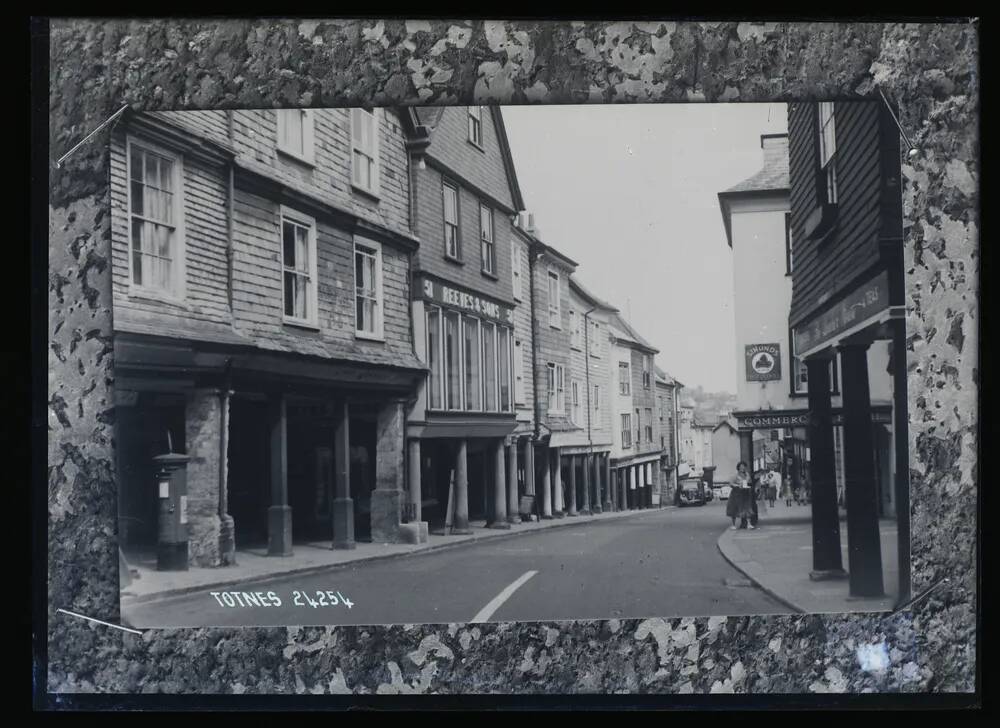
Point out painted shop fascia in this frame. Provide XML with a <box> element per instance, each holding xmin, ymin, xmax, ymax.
<box><xmin>112</xmin><ymin>107</ymin><xmax>427</xmax><ymax>568</ymax></box>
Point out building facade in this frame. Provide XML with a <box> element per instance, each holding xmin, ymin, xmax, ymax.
<box><xmin>787</xmin><ymin>100</ymin><xmax>908</xmax><ymax>601</ymax></box>
<box><xmin>655</xmin><ymin>367</ymin><xmax>681</xmax><ymax>503</ymax></box>
<box><xmin>718</xmin><ymin>131</ymin><xmax>893</xmax><ymax>509</ymax></box>
<box><xmin>113</xmin><ymin>107</ymin><xmax>427</xmax><ymax>568</ymax></box>
<box><xmin>607</xmin><ymin>313</ymin><xmax>664</xmax><ymax>509</ymax></box>
<box><xmin>405</xmin><ymin>105</ymin><xmax>526</xmax><ymax>537</ymax></box>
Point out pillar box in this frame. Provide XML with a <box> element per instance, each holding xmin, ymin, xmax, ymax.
<box><xmin>153</xmin><ymin>452</ymin><xmax>191</xmax><ymax>571</ymax></box>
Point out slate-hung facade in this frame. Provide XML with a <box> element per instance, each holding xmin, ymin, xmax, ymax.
<box><xmin>607</xmin><ymin>313</ymin><xmax>664</xmax><ymax>510</ymax></box>
<box><xmin>404</xmin><ymin>106</ymin><xmax>528</xmax><ymax>536</ymax></box>
<box><xmin>655</xmin><ymin>366</ymin><xmax>682</xmax><ymax>503</ymax></box>
<box><xmin>787</xmin><ymin>100</ymin><xmax>908</xmax><ymax>602</ymax></box>
<box><xmin>112</xmin><ymin>107</ymin><xmax>427</xmax><ymax>568</ymax></box>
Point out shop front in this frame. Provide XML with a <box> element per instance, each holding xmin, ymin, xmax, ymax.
<box><xmin>407</xmin><ymin>275</ymin><xmax>519</xmax><ymax>536</ymax></box>
<box><xmin>114</xmin><ymin>330</ymin><xmax>424</xmax><ymax>569</ymax></box>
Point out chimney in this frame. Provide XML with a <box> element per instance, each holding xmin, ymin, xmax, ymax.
<box><xmin>760</xmin><ymin>133</ymin><xmax>789</xmax><ymax>178</ymax></box>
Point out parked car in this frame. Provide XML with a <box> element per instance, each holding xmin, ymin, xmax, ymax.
<box><xmin>713</xmin><ymin>484</ymin><xmax>732</xmax><ymax>500</ymax></box>
<box><xmin>677</xmin><ymin>477</ymin><xmax>707</xmax><ymax>506</ymax></box>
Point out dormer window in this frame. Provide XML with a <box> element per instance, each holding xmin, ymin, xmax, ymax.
<box><xmin>468</xmin><ymin>106</ymin><xmax>484</xmax><ymax>148</ymax></box>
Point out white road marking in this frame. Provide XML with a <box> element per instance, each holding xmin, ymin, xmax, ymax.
<box><xmin>471</xmin><ymin>570</ymin><xmax>538</xmax><ymax>623</ymax></box>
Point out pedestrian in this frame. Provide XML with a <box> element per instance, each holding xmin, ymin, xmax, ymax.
<box><xmin>727</xmin><ymin>461</ymin><xmax>753</xmax><ymax>530</ymax></box>
<box><xmin>778</xmin><ymin>469</ymin><xmax>792</xmax><ymax>507</ymax></box>
<box><xmin>751</xmin><ymin>470</ymin><xmax>765</xmax><ymax>523</ymax></box>
<box><xmin>766</xmin><ymin>469</ymin><xmax>778</xmax><ymax>508</ymax></box>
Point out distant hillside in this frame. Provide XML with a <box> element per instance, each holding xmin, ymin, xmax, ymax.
<box><xmin>681</xmin><ymin>384</ymin><xmax>738</xmax><ymax>421</ymax></box>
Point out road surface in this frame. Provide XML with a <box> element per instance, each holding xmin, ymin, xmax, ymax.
<box><xmin>124</xmin><ymin>501</ymin><xmax>788</xmax><ymax>628</ymax></box>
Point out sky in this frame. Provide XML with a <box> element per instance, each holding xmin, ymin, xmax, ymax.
<box><xmin>501</xmin><ymin>102</ymin><xmax>787</xmax><ymax>394</ymax></box>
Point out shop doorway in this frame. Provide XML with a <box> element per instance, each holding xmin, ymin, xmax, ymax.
<box><xmin>228</xmin><ymin>396</ymin><xmax>269</xmax><ymax>548</ymax></box>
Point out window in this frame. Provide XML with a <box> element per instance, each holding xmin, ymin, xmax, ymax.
<box><xmin>351</xmin><ymin>108</ymin><xmax>380</xmax><ymax>195</ymax></box>
<box><xmin>281</xmin><ymin>208</ymin><xmax>318</xmax><ymax>326</ymax></box>
<box><xmin>444</xmin><ymin>311</ymin><xmax>461</xmax><ymax>410</ymax></box>
<box><xmin>589</xmin><ymin>320</ymin><xmax>601</xmax><ymax>357</ymax></box>
<box><xmin>785</xmin><ymin>212</ymin><xmax>793</xmax><ymax>275</ymax></box>
<box><xmin>442</xmin><ymin>181</ymin><xmax>460</xmax><ymax>260</ymax></box>
<box><xmin>498</xmin><ymin>326</ymin><xmax>512</xmax><ymax>413</ymax></box>
<box><xmin>511</xmin><ymin>244</ymin><xmax>522</xmax><ymax>300</ymax></box>
<box><xmin>619</xmin><ymin>361</ymin><xmax>631</xmax><ymax>395</ymax></box>
<box><xmin>817</xmin><ymin>102</ymin><xmax>838</xmax><ymax>205</ymax></box>
<box><xmin>621</xmin><ymin>414</ymin><xmax>632</xmax><ymax>449</ymax></box>
<box><xmin>427</xmin><ymin>307</ymin><xmax>443</xmax><ymax>410</ymax></box>
<box><xmin>127</xmin><ymin>140</ymin><xmax>183</xmax><ymax>298</ymax></box>
<box><xmin>635</xmin><ymin>407</ymin><xmax>641</xmax><ymax>444</ymax></box>
<box><xmin>790</xmin><ymin>330</ymin><xmax>840</xmax><ymax>396</ymax></box>
<box><xmin>547</xmin><ymin>271</ymin><xmax>561</xmax><ymax>328</ymax></box>
<box><xmin>480</xmin><ymin>204</ymin><xmax>495</xmax><ymax>274</ymax></box>
<box><xmin>354</xmin><ymin>238</ymin><xmax>383</xmax><ymax>338</ymax></box>
<box><xmin>514</xmin><ymin>338</ymin><xmax>525</xmax><ymax>404</ymax></box>
<box><xmin>570</xmin><ymin>310</ymin><xmax>583</xmax><ymax>349</ymax></box>
<box><xmin>642</xmin><ymin>354</ymin><xmax>651</xmax><ymax>388</ymax></box>
<box><xmin>547</xmin><ymin>363</ymin><xmax>565</xmax><ymax>415</ymax></box>
<box><xmin>482</xmin><ymin>322</ymin><xmax>497</xmax><ymax>411</ymax></box>
<box><xmin>571</xmin><ymin>381</ymin><xmax>580</xmax><ymax>424</ymax></box>
<box><xmin>468</xmin><ymin>106</ymin><xmax>483</xmax><ymax>147</ymax></box>
<box><xmin>593</xmin><ymin>384</ymin><xmax>600</xmax><ymax>412</ymax></box>
<box><xmin>276</xmin><ymin>109</ymin><xmax>315</xmax><ymax>163</ymax></box>
<box><xmin>645</xmin><ymin>408</ymin><xmax>653</xmax><ymax>443</ymax></box>
<box><xmin>463</xmin><ymin>317</ymin><xmax>481</xmax><ymax>411</ymax></box>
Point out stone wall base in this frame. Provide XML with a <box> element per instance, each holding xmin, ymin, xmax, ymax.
<box><xmin>370</xmin><ymin>489</ymin><xmax>402</xmax><ymax>543</ymax></box>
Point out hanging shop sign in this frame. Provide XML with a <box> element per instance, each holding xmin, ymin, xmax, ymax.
<box><xmin>417</xmin><ymin>275</ymin><xmax>515</xmax><ymax>326</ymax></box>
<box><xmin>745</xmin><ymin>343</ymin><xmax>782</xmax><ymax>382</ymax></box>
<box><xmin>793</xmin><ymin>270</ymin><xmax>891</xmax><ymax>356</ymax></box>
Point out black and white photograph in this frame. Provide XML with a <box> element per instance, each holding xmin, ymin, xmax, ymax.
<box><xmin>40</xmin><ymin>16</ymin><xmax>978</xmax><ymax>704</ymax></box>
<box><xmin>112</xmin><ymin>100</ymin><xmax>910</xmax><ymax>629</ymax></box>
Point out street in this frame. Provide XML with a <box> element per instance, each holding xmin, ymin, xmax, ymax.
<box><xmin>124</xmin><ymin>502</ymin><xmax>788</xmax><ymax>628</ymax></box>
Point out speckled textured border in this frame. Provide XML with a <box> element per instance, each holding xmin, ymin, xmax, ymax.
<box><xmin>45</xmin><ymin>19</ymin><xmax>978</xmax><ymax>697</ymax></box>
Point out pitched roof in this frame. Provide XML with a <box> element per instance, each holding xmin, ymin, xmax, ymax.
<box><xmin>713</xmin><ymin>417</ymin><xmax>739</xmax><ymax>433</ymax></box>
<box><xmin>610</xmin><ymin>312</ymin><xmax>658</xmax><ymax>354</ymax></box>
<box><xmin>718</xmin><ymin>133</ymin><xmax>790</xmax><ymax>247</ymax></box>
<box><xmin>407</xmin><ymin>106</ymin><xmax>525</xmax><ymax>212</ymax></box>
<box><xmin>568</xmin><ymin>276</ymin><xmax>618</xmax><ymax>312</ymax></box>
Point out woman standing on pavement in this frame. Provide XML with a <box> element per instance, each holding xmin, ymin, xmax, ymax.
<box><xmin>766</xmin><ymin>469</ymin><xmax>778</xmax><ymax>507</ymax></box>
<box><xmin>727</xmin><ymin>462</ymin><xmax>753</xmax><ymax>530</ymax></box>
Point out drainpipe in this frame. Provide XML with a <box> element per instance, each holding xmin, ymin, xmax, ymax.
<box><xmin>226</xmin><ymin>111</ymin><xmax>235</xmax><ymax>313</ymax></box>
<box><xmin>529</xmin><ymin>245</ymin><xmax>542</xmax><ymax>442</ymax></box>
<box><xmin>583</xmin><ymin>306</ymin><xmax>597</xmax><ymax>453</ymax></box>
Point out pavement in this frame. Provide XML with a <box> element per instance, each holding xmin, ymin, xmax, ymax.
<box><xmin>716</xmin><ymin>502</ymin><xmax>900</xmax><ymax>614</ymax></box>
<box><xmin>121</xmin><ymin>502</ymin><xmax>788</xmax><ymax>629</ymax></box>
<box><xmin>122</xmin><ymin>505</ymin><xmax>673</xmax><ymax>605</ymax></box>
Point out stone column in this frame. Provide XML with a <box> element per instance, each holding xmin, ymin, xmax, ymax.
<box><xmin>490</xmin><ymin>439</ymin><xmax>510</xmax><ymax>529</ymax></box>
<box><xmin>840</xmin><ymin>343</ymin><xmax>885</xmax><ymax>597</ymax></box>
<box><xmin>507</xmin><ymin>438</ymin><xmax>521</xmax><ymax>524</ymax></box>
<box><xmin>552</xmin><ymin>448</ymin><xmax>565</xmax><ymax>518</ymax></box>
<box><xmin>525</xmin><ymin>440</ymin><xmax>536</xmax><ymax>496</ymax></box>
<box><xmin>332</xmin><ymin>398</ymin><xmax>355</xmax><ymax>550</ymax></box>
<box><xmin>540</xmin><ymin>446</ymin><xmax>553</xmax><ymax>519</ymax></box>
<box><xmin>186</xmin><ymin>389</ymin><xmax>224</xmax><ymax>567</ymax></box>
<box><xmin>603</xmin><ymin>453</ymin><xmax>613</xmax><ymax>512</ymax></box>
<box><xmin>619</xmin><ymin>467</ymin><xmax>627</xmax><ymax>510</ymax></box>
<box><xmin>217</xmin><ymin>388</ymin><xmax>235</xmax><ymax>566</ymax></box>
<box><xmin>453</xmin><ymin>439</ymin><xmax>472</xmax><ymax>534</ymax></box>
<box><xmin>891</xmin><ymin>319</ymin><xmax>911</xmax><ymax>605</ymax></box>
<box><xmin>610</xmin><ymin>467</ymin><xmax>618</xmax><ymax>511</ymax></box>
<box><xmin>806</xmin><ymin>356</ymin><xmax>845</xmax><ymax>578</ymax></box>
<box><xmin>267</xmin><ymin>393</ymin><xmax>293</xmax><ymax>556</ymax></box>
<box><xmin>371</xmin><ymin>400</ymin><xmax>406</xmax><ymax>544</ymax></box>
<box><xmin>581</xmin><ymin>454</ymin><xmax>592</xmax><ymax>515</ymax></box>
<box><xmin>567</xmin><ymin>454</ymin><xmax>578</xmax><ymax>516</ymax></box>
<box><xmin>592</xmin><ymin>454</ymin><xmax>603</xmax><ymax>514</ymax></box>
